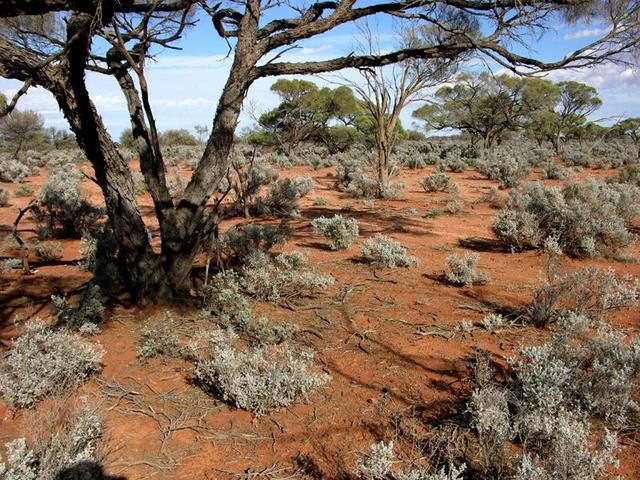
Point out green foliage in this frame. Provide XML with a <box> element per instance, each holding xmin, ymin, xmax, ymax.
<box><xmin>159</xmin><ymin>128</ymin><xmax>199</xmax><ymax>146</ymax></box>
<box><xmin>0</xmin><ymin>110</ymin><xmax>46</xmax><ymax>156</ymax></box>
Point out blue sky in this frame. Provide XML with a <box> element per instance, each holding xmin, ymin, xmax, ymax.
<box><xmin>1</xmin><ymin>7</ymin><xmax>638</xmax><ymax>139</ymax></box>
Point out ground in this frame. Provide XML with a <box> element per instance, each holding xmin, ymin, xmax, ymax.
<box><xmin>1</xmin><ymin>159</ymin><xmax>639</xmax><ymax>479</ymax></box>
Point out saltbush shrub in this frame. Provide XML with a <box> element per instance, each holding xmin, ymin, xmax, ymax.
<box><xmin>361</xmin><ymin>234</ymin><xmax>418</xmax><ymax>269</ymax></box>
<box><xmin>36</xmin><ymin>169</ymin><xmax>103</xmax><ymax>238</ymax></box>
<box><xmin>78</xmin><ymin>224</ymin><xmax>122</xmax><ymax>286</ymax></box>
<box><xmin>527</xmin><ymin>266</ymin><xmax>639</xmax><ymax>327</ymax></box>
<box><xmin>242</xmin><ymin>250</ymin><xmax>334</xmax><ymax>302</ymax></box>
<box><xmin>14</xmin><ymin>185</ymin><xmax>33</xmax><ymax>197</ymax></box>
<box><xmin>445</xmin><ymin>253</ymin><xmax>487</xmax><ymax>286</ymax></box>
<box><xmin>418</xmin><ymin>171</ymin><xmax>458</xmax><ymax>193</ymax></box>
<box><xmin>52</xmin><ymin>284</ymin><xmax>106</xmax><ymax>332</ymax></box>
<box><xmin>222</xmin><ymin>221</ymin><xmax>289</xmax><ymax>262</ymax></box>
<box><xmin>311</xmin><ymin>215</ymin><xmax>359</xmax><ymax>250</ymax></box>
<box><xmin>0</xmin><ymin>157</ymin><xmax>32</xmax><ymax>183</ymax></box>
<box><xmin>477</xmin><ymin>150</ymin><xmax>532</xmax><ymax>188</ymax></box>
<box><xmin>0</xmin><ymin>322</ymin><xmax>103</xmax><ymax>407</ymax></box>
<box><xmin>193</xmin><ymin>328</ymin><xmax>330</xmax><ymax>416</ymax></box>
<box><xmin>0</xmin><ymin>187</ymin><xmax>9</xmax><ymax>207</ymax></box>
<box><xmin>0</xmin><ymin>400</ymin><xmax>103</xmax><ymax>480</ymax></box>
<box><xmin>492</xmin><ymin>179</ymin><xmax>640</xmax><ymax>256</ymax></box>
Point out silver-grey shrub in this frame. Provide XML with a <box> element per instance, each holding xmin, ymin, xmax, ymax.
<box><xmin>242</xmin><ymin>250</ymin><xmax>334</xmax><ymax>302</ymax></box>
<box><xmin>0</xmin><ymin>157</ymin><xmax>32</xmax><ymax>183</ymax></box>
<box><xmin>492</xmin><ymin>179</ymin><xmax>639</xmax><ymax>257</ymax></box>
<box><xmin>477</xmin><ymin>150</ymin><xmax>532</xmax><ymax>188</ymax></box>
<box><xmin>52</xmin><ymin>284</ymin><xmax>105</xmax><ymax>332</ymax></box>
<box><xmin>36</xmin><ymin>169</ymin><xmax>103</xmax><ymax>238</ymax></box>
<box><xmin>0</xmin><ymin>187</ymin><xmax>9</xmax><ymax>206</ymax></box>
<box><xmin>527</xmin><ymin>266</ymin><xmax>639</xmax><ymax>326</ymax></box>
<box><xmin>0</xmin><ymin>322</ymin><xmax>103</xmax><ymax>407</ymax></box>
<box><xmin>311</xmin><ymin>215</ymin><xmax>359</xmax><ymax>250</ymax></box>
<box><xmin>418</xmin><ymin>171</ymin><xmax>458</xmax><ymax>193</ymax></box>
<box><xmin>445</xmin><ymin>253</ymin><xmax>487</xmax><ymax>286</ymax></box>
<box><xmin>0</xmin><ymin>400</ymin><xmax>103</xmax><ymax>480</ymax></box>
<box><xmin>361</xmin><ymin>234</ymin><xmax>418</xmax><ymax>269</ymax></box>
<box><xmin>222</xmin><ymin>222</ymin><xmax>288</xmax><ymax>262</ymax></box>
<box><xmin>199</xmin><ymin>270</ymin><xmax>252</xmax><ymax>330</ymax></box>
<box><xmin>193</xmin><ymin>328</ymin><xmax>330</xmax><ymax>416</ymax></box>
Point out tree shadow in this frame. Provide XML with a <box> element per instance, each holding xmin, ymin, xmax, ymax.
<box><xmin>458</xmin><ymin>236</ymin><xmax>512</xmax><ymax>253</ymax></box>
<box><xmin>55</xmin><ymin>461</ymin><xmax>126</xmax><ymax>480</ymax></box>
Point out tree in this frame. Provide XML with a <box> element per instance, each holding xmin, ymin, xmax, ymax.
<box><xmin>194</xmin><ymin>124</ymin><xmax>209</xmax><ymax>144</ymax></box>
<box><xmin>611</xmin><ymin>117</ymin><xmax>640</xmax><ymax>159</ymax></box>
<box><xmin>257</xmin><ymin>79</ymin><xmax>360</xmax><ymax>154</ymax></box>
<box><xmin>46</xmin><ymin>126</ymin><xmax>76</xmax><ymax>149</ymax></box>
<box><xmin>341</xmin><ymin>23</ymin><xmax>460</xmax><ymax>195</ymax></box>
<box><xmin>546</xmin><ymin>81</ymin><xmax>602</xmax><ymax>152</ymax></box>
<box><xmin>0</xmin><ymin>109</ymin><xmax>45</xmax><ymax>156</ymax></box>
<box><xmin>413</xmin><ymin>73</ymin><xmax>559</xmax><ymax>147</ymax></box>
<box><xmin>0</xmin><ymin>0</ymin><xmax>637</xmax><ymax>301</ymax></box>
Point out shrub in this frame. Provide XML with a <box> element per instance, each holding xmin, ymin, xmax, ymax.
<box><xmin>137</xmin><ymin>313</ymin><xmax>187</xmax><ymax>362</ymax></box>
<box><xmin>361</xmin><ymin>234</ymin><xmax>418</xmax><ymax>269</ymax></box>
<box><xmin>199</xmin><ymin>271</ymin><xmax>252</xmax><ymax>330</ymax></box>
<box><xmin>193</xmin><ymin>328</ymin><xmax>330</xmax><ymax>416</ymax></box>
<box><xmin>477</xmin><ymin>151</ymin><xmax>532</xmax><ymax>188</ymax></box>
<box><xmin>527</xmin><ymin>266</ymin><xmax>639</xmax><ymax>327</ymax></box>
<box><xmin>251</xmin><ymin>177</ymin><xmax>310</xmax><ymax>217</ymax></box>
<box><xmin>52</xmin><ymin>284</ymin><xmax>106</xmax><ymax>332</ymax></box>
<box><xmin>313</xmin><ymin>197</ymin><xmax>327</xmax><ymax>206</ymax></box>
<box><xmin>541</xmin><ymin>162</ymin><xmax>568</xmax><ymax>180</ymax></box>
<box><xmin>463</xmin><ymin>315</ymin><xmax>638</xmax><ymax>479</ymax></box>
<box><xmin>445</xmin><ymin>253</ymin><xmax>487</xmax><ymax>286</ymax></box>
<box><xmin>1</xmin><ymin>258</ymin><xmax>22</xmax><ymax>273</ymax></box>
<box><xmin>492</xmin><ymin>179</ymin><xmax>640</xmax><ymax>256</ymax></box>
<box><xmin>14</xmin><ymin>185</ymin><xmax>33</xmax><ymax>197</ymax></box>
<box><xmin>612</xmin><ymin>163</ymin><xmax>640</xmax><ymax>186</ymax></box>
<box><xmin>481</xmin><ymin>313</ymin><xmax>506</xmax><ymax>330</ymax></box>
<box><xmin>0</xmin><ymin>322</ymin><xmax>103</xmax><ymax>407</ymax></box>
<box><xmin>222</xmin><ymin>221</ymin><xmax>289</xmax><ymax>261</ymax></box>
<box><xmin>242</xmin><ymin>250</ymin><xmax>334</xmax><ymax>302</ymax></box>
<box><xmin>0</xmin><ymin>187</ymin><xmax>9</xmax><ymax>206</ymax></box>
<box><xmin>356</xmin><ymin>441</ymin><xmax>395</xmax><ymax>479</ymax></box>
<box><xmin>78</xmin><ymin>224</ymin><xmax>122</xmax><ymax>286</ymax></box>
<box><xmin>0</xmin><ymin>400</ymin><xmax>104</xmax><ymax>480</ymax></box>
<box><xmin>311</xmin><ymin>215</ymin><xmax>359</xmax><ymax>250</ymax></box>
<box><xmin>31</xmin><ymin>239</ymin><xmax>62</xmax><ymax>261</ymax></box>
<box><xmin>418</xmin><ymin>171</ymin><xmax>458</xmax><ymax>193</ymax></box>
<box><xmin>36</xmin><ymin>169</ymin><xmax>103</xmax><ymax>238</ymax></box>
<box><xmin>0</xmin><ymin>157</ymin><xmax>31</xmax><ymax>183</ymax></box>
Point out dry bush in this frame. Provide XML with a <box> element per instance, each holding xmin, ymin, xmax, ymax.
<box><xmin>0</xmin><ymin>322</ymin><xmax>103</xmax><ymax>407</ymax></box>
<box><xmin>361</xmin><ymin>234</ymin><xmax>418</xmax><ymax>269</ymax></box>
<box><xmin>311</xmin><ymin>215</ymin><xmax>359</xmax><ymax>250</ymax></box>
<box><xmin>192</xmin><ymin>328</ymin><xmax>329</xmax><ymax>416</ymax></box>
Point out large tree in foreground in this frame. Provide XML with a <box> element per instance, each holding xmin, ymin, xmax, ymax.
<box><xmin>0</xmin><ymin>0</ymin><xmax>638</xmax><ymax>300</ymax></box>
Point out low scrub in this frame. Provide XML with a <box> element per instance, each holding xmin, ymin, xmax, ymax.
<box><xmin>492</xmin><ymin>179</ymin><xmax>640</xmax><ymax>257</ymax></box>
<box><xmin>418</xmin><ymin>171</ymin><xmax>458</xmax><ymax>193</ymax></box>
<box><xmin>242</xmin><ymin>250</ymin><xmax>334</xmax><ymax>302</ymax></box>
<box><xmin>311</xmin><ymin>215</ymin><xmax>359</xmax><ymax>250</ymax></box>
<box><xmin>361</xmin><ymin>234</ymin><xmax>418</xmax><ymax>269</ymax></box>
<box><xmin>527</xmin><ymin>266</ymin><xmax>639</xmax><ymax>327</ymax></box>
<box><xmin>0</xmin><ymin>322</ymin><xmax>103</xmax><ymax>407</ymax></box>
<box><xmin>0</xmin><ymin>400</ymin><xmax>104</xmax><ymax>479</ymax></box>
<box><xmin>35</xmin><ymin>169</ymin><xmax>103</xmax><ymax>238</ymax></box>
<box><xmin>445</xmin><ymin>253</ymin><xmax>487</xmax><ymax>286</ymax></box>
<box><xmin>193</xmin><ymin>328</ymin><xmax>330</xmax><ymax>416</ymax></box>
<box><xmin>0</xmin><ymin>187</ymin><xmax>9</xmax><ymax>207</ymax></box>
<box><xmin>52</xmin><ymin>284</ymin><xmax>106</xmax><ymax>333</ymax></box>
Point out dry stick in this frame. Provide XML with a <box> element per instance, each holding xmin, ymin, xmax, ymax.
<box><xmin>12</xmin><ymin>200</ymin><xmax>38</xmax><ymax>274</ymax></box>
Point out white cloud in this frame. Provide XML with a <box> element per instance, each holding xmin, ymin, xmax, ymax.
<box><xmin>562</xmin><ymin>27</ymin><xmax>610</xmax><ymax>41</ymax></box>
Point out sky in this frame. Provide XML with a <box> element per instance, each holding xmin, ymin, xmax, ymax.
<box><xmin>0</xmin><ymin>6</ymin><xmax>638</xmax><ymax>139</ymax></box>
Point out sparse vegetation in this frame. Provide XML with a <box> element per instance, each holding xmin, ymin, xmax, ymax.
<box><xmin>311</xmin><ymin>215</ymin><xmax>359</xmax><ymax>250</ymax></box>
<box><xmin>193</xmin><ymin>328</ymin><xmax>330</xmax><ymax>416</ymax></box>
<box><xmin>445</xmin><ymin>253</ymin><xmax>487</xmax><ymax>286</ymax></box>
<box><xmin>361</xmin><ymin>234</ymin><xmax>418</xmax><ymax>269</ymax></box>
<box><xmin>0</xmin><ymin>322</ymin><xmax>103</xmax><ymax>407</ymax></box>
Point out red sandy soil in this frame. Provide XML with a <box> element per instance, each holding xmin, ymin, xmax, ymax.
<box><xmin>1</xmin><ymin>159</ymin><xmax>639</xmax><ymax>479</ymax></box>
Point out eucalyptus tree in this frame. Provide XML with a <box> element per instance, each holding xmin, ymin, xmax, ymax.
<box><xmin>0</xmin><ymin>0</ymin><xmax>638</xmax><ymax>300</ymax></box>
